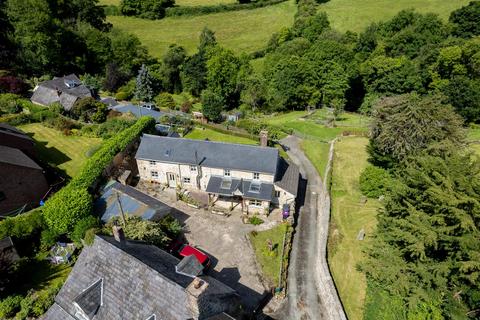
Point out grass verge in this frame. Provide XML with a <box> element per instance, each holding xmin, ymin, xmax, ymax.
<box><xmin>328</xmin><ymin>137</ymin><xmax>379</xmax><ymax>320</ymax></box>
<box><xmin>249</xmin><ymin>223</ymin><xmax>288</xmax><ymax>286</ymax></box>
<box><xmin>301</xmin><ymin>139</ymin><xmax>330</xmax><ymax>180</ymax></box>
<box><xmin>19</xmin><ymin>123</ymin><xmax>102</xmax><ymax>178</ymax></box>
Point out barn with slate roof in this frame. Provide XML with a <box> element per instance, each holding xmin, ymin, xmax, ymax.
<box><xmin>41</xmin><ymin>235</ymin><xmax>239</xmax><ymax>320</ymax></box>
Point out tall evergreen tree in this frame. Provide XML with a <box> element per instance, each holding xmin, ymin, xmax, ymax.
<box><xmin>135</xmin><ymin>64</ymin><xmax>154</xmax><ymax>102</ymax></box>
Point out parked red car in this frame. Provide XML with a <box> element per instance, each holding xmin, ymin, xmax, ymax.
<box><xmin>178</xmin><ymin>244</ymin><xmax>211</xmax><ymax>269</ymax></box>
<box><xmin>167</xmin><ymin>237</ymin><xmax>211</xmax><ymax>269</ymax></box>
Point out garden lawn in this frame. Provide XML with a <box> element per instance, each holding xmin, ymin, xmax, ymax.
<box><xmin>318</xmin><ymin>0</ymin><xmax>470</xmax><ymax>33</ymax></box>
<box><xmin>99</xmin><ymin>0</ymin><xmax>235</xmax><ymax>6</ymax></box>
<box><xmin>328</xmin><ymin>137</ymin><xmax>379</xmax><ymax>320</ymax></box>
<box><xmin>301</xmin><ymin>139</ymin><xmax>330</xmax><ymax>180</ymax></box>
<box><xmin>185</xmin><ymin>127</ymin><xmax>257</xmax><ymax>144</ymax></box>
<box><xmin>468</xmin><ymin>125</ymin><xmax>480</xmax><ymax>142</ymax></box>
<box><xmin>19</xmin><ymin>123</ymin><xmax>102</xmax><ymax>178</ymax></box>
<box><xmin>249</xmin><ymin>223</ymin><xmax>288</xmax><ymax>286</ymax></box>
<box><xmin>107</xmin><ymin>0</ymin><xmax>295</xmax><ymax>57</ymax></box>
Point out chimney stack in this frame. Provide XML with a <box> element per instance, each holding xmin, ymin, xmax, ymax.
<box><xmin>260</xmin><ymin>130</ymin><xmax>268</xmax><ymax>147</ymax></box>
<box><xmin>112</xmin><ymin>225</ymin><xmax>126</xmax><ymax>244</ymax></box>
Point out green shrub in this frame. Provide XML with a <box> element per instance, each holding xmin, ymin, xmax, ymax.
<box><xmin>359</xmin><ymin>165</ymin><xmax>392</xmax><ymax>198</ymax></box>
<box><xmin>83</xmin><ymin>228</ymin><xmax>97</xmax><ymax>246</ymax></box>
<box><xmin>44</xmin><ymin>116</ymin><xmax>78</xmax><ymax>133</ymax></box>
<box><xmin>155</xmin><ymin>92</ymin><xmax>176</xmax><ymax>109</ymax></box>
<box><xmin>0</xmin><ymin>209</ymin><xmax>44</xmax><ymax>239</ymax></box>
<box><xmin>42</xmin><ymin>187</ymin><xmax>93</xmax><ymax>234</ymax></box>
<box><xmin>71</xmin><ymin>216</ymin><xmax>99</xmax><ymax>244</ymax></box>
<box><xmin>236</xmin><ymin>118</ymin><xmax>288</xmax><ymax>142</ymax></box>
<box><xmin>40</xmin><ymin>229</ymin><xmax>59</xmax><ymax>251</ymax></box>
<box><xmin>30</xmin><ymin>282</ymin><xmax>62</xmax><ymax>317</ymax></box>
<box><xmin>79</xmin><ymin>118</ymin><xmax>136</xmax><ymax>139</ymax></box>
<box><xmin>115</xmin><ymin>91</ymin><xmax>129</xmax><ymax>101</ymax></box>
<box><xmin>104</xmin><ymin>215</ymin><xmax>169</xmax><ymax>247</ymax></box>
<box><xmin>0</xmin><ymin>295</ymin><xmax>22</xmax><ymax>319</ymax></box>
<box><xmin>0</xmin><ymin>93</ymin><xmax>22</xmax><ymax>115</ymax></box>
<box><xmin>249</xmin><ymin>216</ymin><xmax>264</xmax><ymax>225</ymax></box>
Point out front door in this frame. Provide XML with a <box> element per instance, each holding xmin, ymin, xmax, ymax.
<box><xmin>167</xmin><ymin>173</ymin><xmax>176</xmax><ymax>188</ymax></box>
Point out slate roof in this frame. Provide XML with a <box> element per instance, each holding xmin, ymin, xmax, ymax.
<box><xmin>206</xmin><ymin>176</ymin><xmax>274</xmax><ymax>201</ymax></box>
<box><xmin>136</xmin><ymin>135</ymin><xmax>279</xmax><ymax>175</ymax></box>
<box><xmin>31</xmin><ymin>74</ymin><xmax>92</xmax><ymax>111</ymax></box>
<box><xmin>42</xmin><ymin>235</ymin><xmax>238</xmax><ymax>320</ymax></box>
<box><xmin>0</xmin><ymin>145</ymin><xmax>42</xmax><ymax>170</ymax></box>
<box><xmin>0</xmin><ymin>236</ymin><xmax>20</xmax><ymax>265</ymax></box>
<box><xmin>0</xmin><ymin>123</ymin><xmax>33</xmax><ymax>141</ymax></box>
<box><xmin>73</xmin><ymin>278</ymin><xmax>103</xmax><ymax>319</ymax></box>
<box><xmin>274</xmin><ymin>158</ymin><xmax>300</xmax><ymax>196</ymax></box>
<box><xmin>100</xmin><ymin>97</ymin><xmax>118</xmax><ymax>107</ymax></box>
<box><xmin>95</xmin><ymin>181</ymin><xmax>172</xmax><ymax>223</ymax></box>
<box><xmin>113</xmin><ymin>104</ymin><xmax>165</xmax><ymax>119</ymax></box>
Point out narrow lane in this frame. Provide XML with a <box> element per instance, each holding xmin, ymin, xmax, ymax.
<box><xmin>276</xmin><ymin>135</ymin><xmax>346</xmax><ymax>320</ymax></box>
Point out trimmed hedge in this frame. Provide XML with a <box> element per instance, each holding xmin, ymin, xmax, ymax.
<box><xmin>0</xmin><ymin>209</ymin><xmax>44</xmax><ymax>239</ymax></box>
<box><xmin>42</xmin><ymin>116</ymin><xmax>155</xmax><ymax>234</ymax></box>
<box><xmin>165</xmin><ymin>0</ymin><xmax>286</xmax><ymax>17</ymax></box>
<box><xmin>70</xmin><ymin>116</ymin><xmax>155</xmax><ymax>190</ymax></box>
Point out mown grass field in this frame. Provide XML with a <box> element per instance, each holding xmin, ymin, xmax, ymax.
<box><xmin>99</xmin><ymin>0</ymin><xmax>235</xmax><ymax>6</ymax></box>
<box><xmin>184</xmin><ymin>127</ymin><xmax>257</xmax><ymax>144</ymax></box>
<box><xmin>328</xmin><ymin>137</ymin><xmax>379</xmax><ymax>320</ymax></box>
<box><xmin>107</xmin><ymin>0</ymin><xmax>296</xmax><ymax>57</ymax></box>
<box><xmin>249</xmin><ymin>223</ymin><xmax>288</xmax><ymax>286</ymax></box>
<box><xmin>318</xmin><ymin>0</ymin><xmax>471</xmax><ymax>33</ymax></box>
<box><xmin>301</xmin><ymin>139</ymin><xmax>330</xmax><ymax>180</ymax></box>
<box><xmin>19</xmin><ymin>123</ymin><xmax>102</xmax><ymax>177</ymax></box>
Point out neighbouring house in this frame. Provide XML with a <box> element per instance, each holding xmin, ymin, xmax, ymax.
<box><xmin>135</xmin><ymin>135</ymin><xmax>299</xmax><ymax>214</ymax></box>
<box><xmin>155</xmin><ymin>124</ymin><xmax>181</xmax><ymax>138</ymax></box>
<box><xmin>0</xmin><ymin>236</ymin><xmax>20</xmax><ymax>268</ymax></box>
<box><xmin>94</xmin><ymin>180</ymin><xmax>172</xmax><ymax>223</ymax></box>
<box><xmin>112</xmin><ymin>104</ymin><xmax>165</xmax><ymax>121</ymax></box>
<box><xmin>41</xmin><ymin>234</ymin><xmax>240</xmax><ymax>320</ymax></box>
<box><xmin>100</xmin><ymin>97</ymin><xmax>118</xmax><ymax>108</ymax></box>
<box><xmin>192</xmin><ymin>111</ymin><xmax>207</xmax><ymax>123</ymax></box>
<box><xmin>0</xmin><ymin>145</ymin><xmax>49</xmax><ymax>215</ymax></box>
<box><xmin>0</xmin><ymin>123</ymin><xmax>36</xmax><ymax>159</ymax></box>
<box><xmin>31</xmin><ymin>74</ymin><xmax>93</xmax><ymax>111</ymax></box>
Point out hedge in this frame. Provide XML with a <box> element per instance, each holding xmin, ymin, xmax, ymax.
<box><xmin>70</xmin><ymin>116</ymin><xmax>155</xmax><ymax>190</ymax></box>
<box><xmin>42</xmin><ymin>116</ymin><xmax>155</xmax><ymax>233</ymax></box>
<box><xmin>165</xmin><ymin>0</ymin><xmax>286</xmax><ymax>17</ymax></box>
<box><xmin>0</xmin><ymin>209</ymin><xmax>44</xmax><ymax>239</ymax></box>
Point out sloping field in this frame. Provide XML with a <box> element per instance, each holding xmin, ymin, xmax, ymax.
<box><xmin>107</xmin><ymin>0</ymin><xmax>296</xmax><ymax>57</ymax></box>
<box><xmin>319</xmin><ymin>0</ymin><xmax>471</xmax><ymax>32</ymax></box>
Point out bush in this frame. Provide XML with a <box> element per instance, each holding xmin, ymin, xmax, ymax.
<box><xmin>249</xmin><ymin>216</ymin><xmax>264</xmax><ymax>225</ymax></box>
<box><xmin>0</xmin><ymin>295</ymin><xmax>22</xmax><ymax>319</ymax></box>
<box><xmin>44</xmin><ymin>116</ymin><xmax>78</xmax><ymax>133</ymax></box>
<box><xmin>180</xmin><ymin>100</ymin><xmax>192</xmax><ymax>113</ymax></box>
<box><xmin>155</xmin><ymin>92</ymin><xmax>176</xmax><ymax>109</ymax></box>
<box><xmin>79</xmin><ymin>118</ymin><xmax>137</xmax><ymax>139</ymax></box>
<box><xmin>71</xmin><ymin>216</ymin><xmax>99</xmax><ymax>244</ymax></box>
<box><xmin>115</xmin><ymin>79</ymin><xmax>136</xmax><ymax>101</ymax></box>
<box><xmin>0</xmin><ymin>93</ymin><xmax>23</xmax><ymax>115</ymax></box>
<box><xmin>42</xmin><ymin>187</ymin><xmax>93</xmax><ymax>234</ymax></box>
<box><xmin>236</xmin><ymin>118</ymin><xmax>287</xmax><ymax>143</ymax></box>
<box><xmin>115</xmin><ymin>91</ymin><xmax>129</xmax><ymax>101</ymax></box>
<box><xmin>104</xmin><ymin>215</ymin><xmax>169</xmax><ymax>247</ymax></box>
<box><xmin>359</xmin><ymin>165</ymin><xmax>392</xmax><ymax>198</ymax></box>
<box><xmin>0</xmin><ymin>209</ymin><xmax>45</xmax><ymax>239</ymax></box>
<box><xmin>40</xmin><ymin>229</ymin><xmax>59</xmax><ymax>251</ymax></box>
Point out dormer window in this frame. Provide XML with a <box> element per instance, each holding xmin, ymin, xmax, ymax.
<box><xmin>224</xmin><ymin>169</ymin><xmax>231</xmax><ymax>177</ymax></box>
<box><xmin>73</xmin><ymin>278</ymin><xmax>103</xmax><ymax>320</ymax></box>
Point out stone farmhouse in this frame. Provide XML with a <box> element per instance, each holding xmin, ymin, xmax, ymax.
<box><xmin>135</xmin><ymin>135</ymin><xmax>299</xmax><ymax>214</ymax></box>
<box><xmin>42</xmin><ymin>234</ymin><xmax>240</xmax><ymax>320</ymax></box>
<box><xmin>31</xmin><ymin>74</ymin><xmax>93</xmax><ymax>111</ymax></box>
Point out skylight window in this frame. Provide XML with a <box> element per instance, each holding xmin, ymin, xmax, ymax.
<box><xmin>249</xmin><ymin>182</ymin><xmax>261</xmax><ymax>193</ymax></box>
<box><xmin>220</xmin><ymin>179</ymin><xmax>232</xmax><ymax>189</ymax></box>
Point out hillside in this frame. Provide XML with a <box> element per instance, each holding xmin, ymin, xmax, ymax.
<box><xmin>319</xmin><ymin>0</ymin><xmax>471</xmax><ymax>32</ymax></box>
<box><xmin>106</xmin><ymin>0</ymin><xmax>296</xmax><ymax>57</ymax></box>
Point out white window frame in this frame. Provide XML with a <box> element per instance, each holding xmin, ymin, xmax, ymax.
<box><xmin>150</xmin><ymin>171</ymin><xmax>159</xmax><ymax>178</ymax></box>
<box><xmin>224</xmin><ymin>169</ymin><xmax>231</xmax><ymax>177</ymax></box>
<box><xmin>149</xmin><ymin>160</ymin><xmax>156</xmax><ymax>165</ymax></box>
<box><xmin>253</xmin><ymin>172</ymin><xmax>260</xmax><ymax>180</ymax></box>
<box><xmin>190</xmin><ymin>165</ymin><xmax>197</xmax><ymax>172</ymax></box>
<box><xmin>183</xmin><ymin>177</ymin><xmax>191</xmax><ymax>184</ymax></box>
<box><xmin>250</xmin><ymin>199</ymin><xmax>262</xmax><ymax>207</ymax></box>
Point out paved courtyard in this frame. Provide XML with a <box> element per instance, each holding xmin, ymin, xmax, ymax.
<box><xmin>136</xmin><ymin>181</ymin><xmax>280</xmax><ymax>310</ymax></box>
